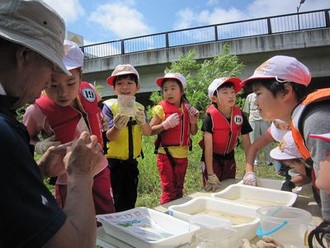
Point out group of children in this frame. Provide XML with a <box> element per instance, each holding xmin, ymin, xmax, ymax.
<box><xmin>22</xmin><ymin>39</ymin><xmax>254</xmax><ymax>213</ymax></box>
<box><xmin>22</xmin><ymin>39</ymin><xmax>330</xmax><ymax>247</ymax></box>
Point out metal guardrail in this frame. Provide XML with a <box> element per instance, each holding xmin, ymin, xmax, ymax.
<box><xmin>81</xmin><ymin>9</ymin><xmax>330</xmax><ymax>59</ymax></box>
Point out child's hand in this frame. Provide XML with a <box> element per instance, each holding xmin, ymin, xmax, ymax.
<box><xmin>113</xmin><ymin>114</ymin><xmax>129</xmax><ymax>130</ymax></box>
<box><xmin>243</xmin><ymin>172</ymin><xmax>257</xmax><ymax>186</ymax></box>
<box><xmin>101</xmin><ymin>115</ymin><xmax>110</xmax><ymax>131</ymax></box>
<box><xmin>162</xmin><ymin>113</ymin><xmax>180</xmax><ymax>130</ymax></box>
<box><xmin>135</xmin><ymin>108</ymin><xmax>146</xmax><ymax>125</ymax></box>
<box><xmin>35</xmin><ymin>135</ymin><xmax>61</xmax><ymax>154</ymax></box>
<box><xmin>185</xmin><ymin>104</ymin><xmax>199</xmax><ymax>124</ymax></box>
<box><xmin>204</xmin><ymin>174</ymin><xmax>221</xmax><ymax>192</ymax></box>
<box><xmin>189</xmin><ymin>108</ymin><xmax>199</xmax><ymax>124</ymax></box>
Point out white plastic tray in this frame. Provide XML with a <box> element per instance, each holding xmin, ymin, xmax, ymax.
<box><xmin>238</xmin><ymin>178</ymin><xmax>284</xmax><ymax>190</ymax></box>
<box><xmin>97</xmin><ymin>207</ymin><xmax>200</xmax><ymax>248</ymax></box>
<box><xmin>168</xmin><ymin>197</ymin><xmax>259</xmax><ymax>240</ymax></box>
<box><xmin>211</xmin><ymin>184</ymin><xmax>297</xmax><ymax>208</ymax></box>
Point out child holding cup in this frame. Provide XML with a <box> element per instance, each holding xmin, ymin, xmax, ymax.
<box><xmin>102</xmin><ymin>64</ymin><xmax>151</xmax><ymax>211</ymax></box>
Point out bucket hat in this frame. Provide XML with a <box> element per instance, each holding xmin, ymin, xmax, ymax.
<box><xmin>0</xmin><ymin>0</ymin><xmax>69</xmax><ymax>74</ymax></box>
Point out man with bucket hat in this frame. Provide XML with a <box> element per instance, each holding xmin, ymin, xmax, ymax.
<box><xmin>241</xmin><ymin>55</ymin><xmax>330</xmax><ymax>247</ymax></box>
<box><xmin>0</xmin><ymin>0</ymin><xmax>100</xmax><ymax>247</ymax></box>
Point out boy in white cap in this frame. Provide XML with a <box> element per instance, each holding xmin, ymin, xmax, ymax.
<box><xmin>24</xmin><ymin>40</ymin><xmax>115</xmax><ymax>215</ymax></box>
<box><xmin>150</xmin><ymin>72</ymin><xmax>199</xmax><ymax>204</ymax></box>
<box><xmin>102</xmin><ymin>64</ymin><xmax>151</xmax><ymax>211</ymax></box>
<box><xmin>0</xmin><ymin>0</ymin><xmax>100</xmax><ymax>247</ymax></box>
<box><xmin>242</xmin><ymin>55</ymin><xmax>330</xmax><ymax>247</ymax></box>
<box><xmin>200</xmin><ymin>77</ymin><xmax>252</xmax><ymax>192</ymax></box>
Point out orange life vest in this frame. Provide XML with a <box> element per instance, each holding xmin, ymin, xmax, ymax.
<box><xmin>205</xmin><ymin>105</ymin><xmax>243</xmax><ymax>155</ymax></box>
<box><xmin>290</xmin><ymin>88</ymin><xmax>330</xmax><ymax>162</ymax></box>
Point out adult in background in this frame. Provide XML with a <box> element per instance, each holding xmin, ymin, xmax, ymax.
<box><xmin>243</xmin><ymin>92</ymin><xmax>272</xmax><ymax>166</ymax></box>
<box><xmin>0</xmin><ymin>0</ymin><xmax>101</xmax><ymax>247</ymax></box>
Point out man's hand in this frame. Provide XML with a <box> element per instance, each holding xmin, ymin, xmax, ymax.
<box><xmin>243</xmin><ymin>172</ymin><xmax>257</xmax><ymax>186</ymax></box>
<box><xmin>38</xmin><ymin>142</ymin><xmax>71</xmax><ymax>178</ymax></box>
<box><xmin>113</xmin><ymin>114</ymin><xmax>129</xmax><ymax>130</ymax></box>
<box><xmin>65</xmin><ymin>132</ymin><xmax>102</xmax><ymax>177</ymax></box>
<box><xmin>35</xmin><ymin>135</ymin><xmax>61</xmax><ymax>154</ymax></box>
<box><xmin>204</xmin><ymin>174</ymin><xmax>221</xmax><ymax>192</ymax></box>
<box><xmin>162</xmin><ymin>113</ymin><xmax>180</xmax><ymax>130</ymax></box>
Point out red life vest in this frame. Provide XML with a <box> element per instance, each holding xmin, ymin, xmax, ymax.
<box><xmin>158</xmin><ymin>100</ymin><xmax>191</xmax><ymax>147</ymax></box>
<box><xmin>291</xmin><ymin>88</ymin><xmax>330</xmax><ymax>161</ymax></box>
<box><xmin>35</xmin><ymin>81</ymin><xmax>103</xmax><ymax>145</ymax></box>
<box><xmin>206</xmin><ymin>105</ymin><xmax>243</xmax><ymax>155</ymax></box>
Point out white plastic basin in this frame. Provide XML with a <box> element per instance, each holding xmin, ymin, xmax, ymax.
<box><xmin>168</xmin><ymin>197</ymin><xmax>259</xmax><ymax>240</ymax></box>
<box><xmin>211</xmin><ymin>184</ymin><xmax>297</xmax><ymax>208</ymax></box>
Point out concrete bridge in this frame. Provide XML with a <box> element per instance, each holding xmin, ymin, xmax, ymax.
<box><xmin>81</xmin><ymin>9</ymin><xmax>330</xmax><ymax>103</ymax></box>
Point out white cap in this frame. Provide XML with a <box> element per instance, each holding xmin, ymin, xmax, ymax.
<box><xmin>63</xmin><ymin>40</ymin><xmax>84</xmax><ymax>71</ymax></box>
<box><xmin>107</xmin><ymin>64</ymin><xmax>139</xmax><ymax>85</ymax></box>
<box><xmin>207</xmin><ymin>77</ymin><xmax>242</xmax><ymax>100</ymax></box>
<box><xmin>309</xmin><ymin>133</ymin><xmax>330</xmax><ymax>142</ymax></box>
<box><xmin>270</xmin><ymin>131</ymin><xmax>302</xmax><ymax>160</ymax></box>
<box><xmin>156</xmin><ymin>73</ymin><xmax>186</xmax><ymax>89</ymax></box>
<box><xmin>241</xmin><ymin>55</ymin><xmax>311</xmax><ymax>87</ymax></box>
<box><xmin>269</xmin><ymin>119</ymin><xmax>289</xmax><ymax>142</ymax></box>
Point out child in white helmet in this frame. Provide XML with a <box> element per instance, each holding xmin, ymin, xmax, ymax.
<box><xmin>200</xmin><ymin>77</ymin><xmax>252</xmax><ymax>192</ymax></box>
<box><xmin>150</xmin><ymin>73</ymin><xmax>199</xmax><ymax>204</ymax></box>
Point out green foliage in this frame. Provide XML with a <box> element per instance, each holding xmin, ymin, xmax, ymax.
<box><xmin>149</xmin><ymin>90</ymin><xmax>162</xmax><ymax>106</ymax></box>
<box><xmin>95</xmin><ymin>84</ymin><xmax>104</xmax><ymax>95</ymax></box>
<box><xmin>149</xmin><ymin>44</ymin><xmax>245</xmax><ymax>117</ymax></box>
<box><xmin>16</xmin><ymin>104</ymin><xmax>28</xmax><ymax>122</ymax></box>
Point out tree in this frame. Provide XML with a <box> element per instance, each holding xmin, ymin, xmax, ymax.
<box><xmin>150</xmin><ymin>43</ymin><xmax>245</xmax><ymax>116</ymax></box>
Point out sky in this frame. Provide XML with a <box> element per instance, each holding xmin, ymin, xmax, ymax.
<box><xmin>44</xmin><ymin>0</ymin><xmax>330</xmax><ymax>46</ymax></box>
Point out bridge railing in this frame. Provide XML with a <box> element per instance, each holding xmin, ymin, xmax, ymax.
<box><xmin>81</xmin><ymin>9</ymin><xmax>330</xmax><ymax>59</ymax></box>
